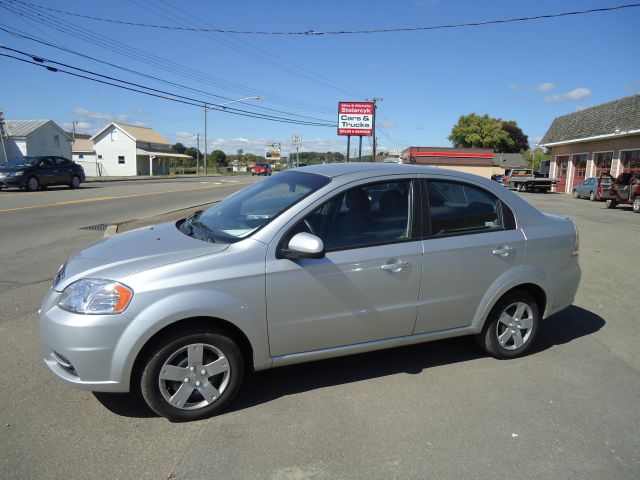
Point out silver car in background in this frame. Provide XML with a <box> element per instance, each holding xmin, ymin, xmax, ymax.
<box><xmin>39</xmin><ymin>164</ymin><xmax>581</xmax><ymax>421</ymax></box>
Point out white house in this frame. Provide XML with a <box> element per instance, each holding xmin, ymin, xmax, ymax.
<box><xmin>72</xmin><ymin>137</ymin><xmax>98</xmax><ymax>176</ymax></box>
<box><xmin>91</xmin><ymin>122</ymin><xmax>191</xmax><ymax>176</ymax></box>
<box><xmin>0</xmin><ymin>119</ymin><xmax>72</xmax><ymax>164</ymax></box>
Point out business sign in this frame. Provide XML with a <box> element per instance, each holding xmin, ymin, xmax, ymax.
<box><xmin>292</xmin><ymin>134</ymin><xmax>302</xmax><ymax>148</ymax></box>
<box><xmin>265</xmin><ymin>142</ymin><xmax>281</xmax><ymax>160</ymax></box>
<box><xmin>337</xmin><ymin>102</ymin><xmax>374</xmax><ymax>136</ymax></box>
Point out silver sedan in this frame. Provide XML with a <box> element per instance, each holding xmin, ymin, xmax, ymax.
<box><xmin>39</xmin><ymin>164</ymin><xmax>581</xmax><ymax>421</ymax></box>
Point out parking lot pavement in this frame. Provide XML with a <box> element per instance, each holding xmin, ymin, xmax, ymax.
<box><xmin>0</xmin><ymin>190</ymin><xmax>638</xmax><ymax>479</ymax></box>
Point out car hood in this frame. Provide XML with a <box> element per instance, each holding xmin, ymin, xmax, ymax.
<box><xmin>56</xmin><ymin>221</ymin><xmax>229</xmax><ymax>290</ymax></box>
<box><xmin>0</xmin><ymin>165</ymin><xmax>28</xmax><ymax>173</ymax></box>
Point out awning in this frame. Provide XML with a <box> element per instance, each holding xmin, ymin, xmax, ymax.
<box><xmin>136</xmin><ymin>148</ymin><xmax>192</xmax><ymax>159</ymax></box>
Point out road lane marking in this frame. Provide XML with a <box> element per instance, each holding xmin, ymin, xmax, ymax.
<box><xmin>0</xmin><ymin>184</ymin><xmax>231</xmax><ymax>214</ymax></box>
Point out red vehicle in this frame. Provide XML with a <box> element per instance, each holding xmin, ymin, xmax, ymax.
<box><xmin>600</xmin><ymin>172</ymin><xmax>640</xmax><ymax>213</ymax></box>
<box><xmin>250</xmin><ymin>163</ymin><xmax>272</xmax><ymax>176</ymax></box>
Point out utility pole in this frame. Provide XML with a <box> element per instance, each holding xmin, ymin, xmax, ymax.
<box><xmin>204</xmin><ymin>104</ymin><xmax>208</xmax><ymax>175</ymax></box>
<box><xmin>72</xmin><ymin>120</ymin><xmax>79</xmax><ymax>141</ymax></box>
<box><xmin>196</xmin><ymin>133</ymin><xmax>200</xmax><ymax>175</ymax></box>
<box><xmin>368</xmin><ymin>97</ymin><xmax>383</xmax><ymax>162</ymax></box>
<box><xmin>0</xmin><ymin>109</ymin><xmax>8</xmax><ymax>164</ymax></box>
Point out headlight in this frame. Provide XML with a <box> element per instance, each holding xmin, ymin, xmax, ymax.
<box><xmin>9</xmin><ymin>170</ymin><xmax>25</xmax><ymax>177</ymax></box>
<box><xmin>58</xmin><ymin>279</ymin><xmax>133</xmax><ymax>314</ymax></box>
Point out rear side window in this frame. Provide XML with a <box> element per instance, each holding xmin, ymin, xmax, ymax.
<box><xmin>425</xmin><ymin>180</ymin><xmax>507</xmax><ymax>236</ymax></box>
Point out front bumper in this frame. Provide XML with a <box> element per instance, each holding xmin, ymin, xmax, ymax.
<box><xmin>39</xmin><ymin>288</ymin><xmax>131</xmax><ymax>392</ymax></box>
<box><xmin>0</xmin><ymin>175</ymin><xmax>26</xmax><ymax>189</ymax></box>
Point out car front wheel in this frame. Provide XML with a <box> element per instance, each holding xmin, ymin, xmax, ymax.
<box><xmin>25</xmin><ymin>176</ymin><xmax>39</xmax><ymax>192</ymax></box>
<box><xmin>589</xmin><ymin>191</ymin><xmax>596</xmax><ymax>201</ymax></box>
<box><xmin>477</xmin><ymin>291</ymin><xmax>539</xmax><ymax>359</ymax></box>
<box><xmin>633</xmin><ymin>197</ymin><xmax>640</xmax><ymax>213</ymax></box>
<box><xmin>140</xmin><ymin>330</ymin><xmax>244</xmax><ymax>422</ymax></box>
<box><xmin>572</xmin><ymin>189</ymin><xmax>578</xmax><ymax>198</ymax></box>
<box><xmin>69</xmin><ymin>175</ymin><xmax>81</xmax><ymax>189</ymax></box>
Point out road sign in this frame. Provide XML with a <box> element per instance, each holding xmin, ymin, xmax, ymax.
<box><xmin>337</xmin><ymin>102</ymin><xmax>374</xmax><ymax>136</ymax></box>
<box><xmin>265</xmin><ymin>143</ymin><xmax>281</xmax><ymax>160</ymax></box>
<box><xmin>292</xmin><ymin>134</ymin><xmax>302</xmax><ymax>148</ymax></box>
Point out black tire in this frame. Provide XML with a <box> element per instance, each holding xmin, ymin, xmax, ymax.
<box><xmin>572</xmin><ymin>189</ymin><xmax>578</xmax><ymax>198</ymax></box>
<box><xmin>633</xmin><ymin>197</ymin><xmax>640</xmax><ymax>214</ymax></box>
<box><xmin>589</xmin><ymin>191</ymin><xmax>596</xmax><ymax>201</ymax></box>
<box><xmin>25</xmin><ymin>176</ymin><xmax>39</xmax><ymax>192</ymax></box>
<box><xmin>140</xmin><ymin>330</ymin><xmax>245</xmax><ymax>422</ymax></box>
<box><xmin>606</xmin><ymin>199</ymin><xmax>617</xmax><ymax>209</ymax></box>
<box><xmin>69</xmin><ymin>175</ymin><xmax>81</xmax><ymax>189</ymax></box>
<box><xmin>476</xmin><ymin>291</ymin><xmax>540</xmax><ymax>359</ymax></box>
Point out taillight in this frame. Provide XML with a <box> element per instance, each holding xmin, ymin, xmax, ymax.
<box><xmin>572</xmin><ymin>222</ymin><xmax>579</xmax><ymax>257</ymax></box>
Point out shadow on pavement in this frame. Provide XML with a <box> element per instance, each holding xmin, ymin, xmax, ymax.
<box><xmin>93</xmin><ymin>305</ymin><xmax>604</xmax><ymax>418</ymax></box>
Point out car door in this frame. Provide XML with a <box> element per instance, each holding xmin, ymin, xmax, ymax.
<box><xmin>414</xmin><ymin>177</ymin><xmax>526</xmax><ymax>334</ymax></box>
<box><xmin>54</xmin><ymin>157</ymin><xmax>74</xmax><ymax>184</ymax></box>
<box><xmin>265</xmin><ymin>178</ymin><xmax>423</xmax><ymax>357</ymax></box>
<box><xmin>35</xmin><ymin>157</ymin><xmax>58</xmax><ymax>186</ymax></box>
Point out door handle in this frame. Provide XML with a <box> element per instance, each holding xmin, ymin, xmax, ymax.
<box><xmin>492</xmin><ymin>246</ymin><xmax>514</xmax><ymax>257</ymax></box>
<box><xmin>380</xmin><ymin>261</ymin><xmax>410</xmax><ymax>272</ymax></box>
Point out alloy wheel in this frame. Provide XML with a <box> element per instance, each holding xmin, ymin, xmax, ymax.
<box><xmin>495</xmin><ymin>302</ymin><xmax>534</xmax><ymax>351</ymax></box>
<box><xmin>158</xmin><ymin>343</ymin><xmax>231</xmax><ymax>410</ymax></box>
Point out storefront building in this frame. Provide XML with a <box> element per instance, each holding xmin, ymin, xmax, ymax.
<box><xmin>540</xmin><ymin>94</ymin><xmax>640</xmax><ymax>193</ymax></box>
<box><xmin>400</xmin><ymin>147</ymin><xmax>495</xmax><ymax>178</ymax></box>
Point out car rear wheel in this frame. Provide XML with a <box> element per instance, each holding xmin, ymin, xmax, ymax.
<box><xmin>572</xmin><ymin>189</ymin><xmax>578</xmax><ymax>198</ymax></box>
<box><xmin>606</xmin><ymin>199</ymin><xmax>617</xmax><ymax>209</ymax></box>
<box><xmin>476</xmin><ymin>291</ymin><xmax>539</xmax><ymax>359</ymax></box>
<box><xmin>589</xmin><ymin>191</ymin><xmax>596</xmax><ymax>201</ymax></box>
<box><xmin>140</xmin><ymin>330</ymin><xmax>244</xmax><ymax>422</ymax></box>
<box><xmin>633</xmin><ymin>197</ymin><xmax>640</xmax><ymax>213</ymax></box>
<box><xmin>69</xmin><ymin>175</ymin><xmax>81</xmax><ymax>189</ymax></box>
<box><xmin>25</xmin><ymin>176</ymin><xmax>39</xmax><ymax>192</ymax></box>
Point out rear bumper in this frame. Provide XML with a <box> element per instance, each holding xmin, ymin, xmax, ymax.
<box><xmin>545</xmin><ymin>260</ymin><xmax>581</xmax><ymax>318</ymax></box>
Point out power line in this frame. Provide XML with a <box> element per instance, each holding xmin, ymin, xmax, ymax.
<box><xmin>0</xmin><ymin>1</ymin><xmax>336</xmax><ymax>114</ymax></box>
<box><xmin>0</xmin><ymin>50</ymin><xmax>337</xmax><ymax>127</ymax></box>
<box><xmin>0</xmin><ymin>24</ymin><xmax>334</xmax><ymax>123</ymax></box>
<box><xmin>7</xmin><ymin>0</ymin><xmax>640</xmax><ymax>35</ymax></box>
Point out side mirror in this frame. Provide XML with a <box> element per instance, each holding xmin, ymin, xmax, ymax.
<box><xmin>283</xmin><ymin>232</ymin><xmax>325</xmax><ymax>259</ymax></box>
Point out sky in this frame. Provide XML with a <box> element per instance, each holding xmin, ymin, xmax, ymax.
<box><xmin>1</xmin><ymin>0</ymin><xmax>639</xmax><ymax>156</ymax></box>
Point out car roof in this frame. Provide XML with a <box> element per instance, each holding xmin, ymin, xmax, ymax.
<box><xmin>289</xmin><ymin>162</ymin><xmax>443</xmax><ymax>179</ymax></box>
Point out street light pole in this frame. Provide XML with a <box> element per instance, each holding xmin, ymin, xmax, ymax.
<box><xmin>204</xmin><ymin>104</ymin><xmax>208</xmax><ymax>175</ymax></box>
<box><xmin>202</xmin><ymin>96</ymin><xmax>261</xmax><ymax>175</ymax></box>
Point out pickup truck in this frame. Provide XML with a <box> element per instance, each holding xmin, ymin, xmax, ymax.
<box><xmin>503</xmin><ymin>168</ymin><xmax>559</xmax><ymax>193</ymax></box>
<box><xmin>600</xmin><ymin>172</ymin><xmax>640</xmax><ymax>213</ymax></box>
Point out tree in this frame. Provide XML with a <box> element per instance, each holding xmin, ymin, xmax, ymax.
<box><xmin>521</xmin><ymin>148</ymin><xmax>551</xmax><ymax>171</ymax></box>
<box><xmin>501</xmin><ymin>121</ymin><xmax>529</xmax><ymax>152</ymax></box>
<box><xmin>210</xmin><ymin>149</ymin><xmax>227</xmax><ymax>166</ymax></box>
<box><xmin>449</xmin><ymin>113</ymin><xmax>514</xmax><ymax>152</ymax></box>
<box><xmin>171</xmin><ymin>142</ymin><xmax>187</xmax><ymax>154</ymax></box>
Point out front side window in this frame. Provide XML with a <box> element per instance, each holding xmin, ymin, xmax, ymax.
<box><xmin>426</xmin><ymin>180</ymin><xmax>504</xmax><ymax>236</ymax></box>
<box><xmin>181</xmin><ymin>171</ymin><xmax>330</xmax><ymax>243</ymax></box>
<box><xmin>290</xmin><ymin>180</ymin><xmax>415</xmax><ymax>251</ymax></box>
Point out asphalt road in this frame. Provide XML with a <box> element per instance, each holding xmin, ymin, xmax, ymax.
<box><xmin>0</xmin><ymin>182</ymin><xmax>638</xmax><ymax>479</ymax></box>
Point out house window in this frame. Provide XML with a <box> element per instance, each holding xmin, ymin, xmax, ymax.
<box><xmin>594</xmin><ymin>152</ymin><xmax>612</xmax><ymax>175</ymax></box>
<box><xmin>572</xmin><ymin>153</ymin><xmax>588</xmax><ymax>177</ymax></box>
<box><xmin>79</xmin><ymin>154</ymin><xmax>84</xmax><ymax>159</ymax></box>
<box><xmin>118</xmin><ymin>156</ymin><xmax>125</xmax><ymax>164</ymax></box>
<box><xmin>621</xmin><ymin>150</ymin><xmax>640</xmax><ymax>173</ymax></box>
<box><xmin>98</xmin><ymin>155</ymin><xmax>103</xmax><ymax>160</ymax></box>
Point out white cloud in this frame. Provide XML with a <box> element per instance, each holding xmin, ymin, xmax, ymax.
<box><xmin>536</xmin><ymin>82</ymin><xmax>558</xmax><ymax>92</ymax></box>
<box><xmin>622</xmin><ymin>81</ymin><xmax>640</xmax><ymax>91</ymax></box>
<box><xmin>171</xmin><ymin>135</ymin><xmax>351</xmax><ymax>155</ymax></box>
<box><xmin>133</xmin><ymin>121</ymin><xmax>146</xmax><ymax>127</ymax></box>
<box><xmin>61</xmin><ymin>121</ymin><xmax>92</xmax><ymax>132</ymax></box>
<box><xmin>544</xmin><ymin>87</ymin><xmax>593</xmax><ymax>103</ymax></box>
<box><xmin>72</xmin><ymin>107</ymin><xmax>129</xmax><ymax>123</ymax></box>
<box><xmin>508</xmin><ymin>83</ymin><xmax>518</xmax><ymax>91</ymax></box>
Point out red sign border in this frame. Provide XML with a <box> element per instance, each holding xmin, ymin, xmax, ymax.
<box><xmin>337</xmin><ymin>101</ymin><xmax>375</xmax><ymax>137</ymax></box>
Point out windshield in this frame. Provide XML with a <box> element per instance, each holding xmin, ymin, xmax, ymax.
<box><xmin>179</xmin><ymin>171</ymin><xmax>330</xmax><ymax>243</ymax></box>
<box><xmin>6</xmin><ymin>156</ymin><xmax>39</xmax><ymax>167</ymax></box>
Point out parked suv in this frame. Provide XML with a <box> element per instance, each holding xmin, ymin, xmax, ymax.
<box><xmin>0</xmin><ymin>156</ymin><xmax>85</xmax><ymax>191</ymax></box>
<box><xmin>601</xmin><ymin>172</ymin><xmax>640</xmax><ymax>213</ymax></box>
<box><xmin>251</xmin><ymin>163</ymin><xmax>272</xmax><ymax>176</ymax></box>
